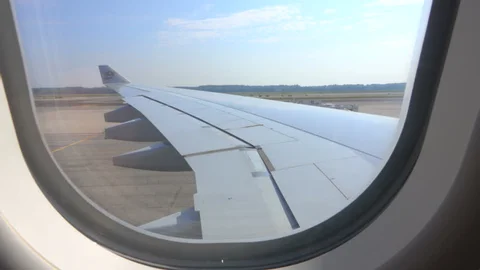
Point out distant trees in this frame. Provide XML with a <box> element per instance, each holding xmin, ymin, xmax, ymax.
<box><xmin>32</xmin><ymin>82</ymin><xmax>406</xmax><ymax>96</ymax></box>
<box><xmin>176</xmin><ymin>83</ymin><xmax>406</xmax><ymax>93</ymax></box>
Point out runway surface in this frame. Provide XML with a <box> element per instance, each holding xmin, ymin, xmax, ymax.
<box><xmin>36</xmin><ymin>104</ymin><xmax>196</xmax><ymax>227</ymax></box>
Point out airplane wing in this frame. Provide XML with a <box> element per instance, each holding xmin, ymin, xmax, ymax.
<box><xmin>98</xmin><ymin>65</ymin><xmax>399</xmax><ymax>241</ymax></box>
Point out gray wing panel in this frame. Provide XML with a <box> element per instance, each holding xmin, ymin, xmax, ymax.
<box><xmin>111</xmin><ymin>84</ymin><xmax>394</xmax><ymax>240</ymax></box>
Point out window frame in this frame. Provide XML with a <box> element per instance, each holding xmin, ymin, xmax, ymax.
<box><xmin>0</xmin><ymin>0</ymin><xmax>460</xmax><ymax>269</ymax></box>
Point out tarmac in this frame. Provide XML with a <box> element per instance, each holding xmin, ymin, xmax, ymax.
<box><xmin>36</xmin><ymin>102</ymin><xmax>196</xmax><ymax>227</ymax></box>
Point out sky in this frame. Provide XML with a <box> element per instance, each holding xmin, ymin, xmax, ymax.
<box><xmin>13</xmin><ymin>0</ymin><xmax>428</xmax><ymax>87</ymax></box>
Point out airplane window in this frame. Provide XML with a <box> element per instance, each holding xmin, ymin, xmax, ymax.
<box><xmin>6</xmin><ymin>0</ymin><xmax>452</xmax><ymax>268</ymax></box>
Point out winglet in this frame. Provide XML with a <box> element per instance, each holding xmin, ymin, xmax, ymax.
<box><xmin>98</xmin><ymin>65</ymin><xmax>130</xmax><ymax>85</ymax></box>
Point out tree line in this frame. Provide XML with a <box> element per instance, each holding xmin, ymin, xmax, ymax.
<box><xmin>32</xmin><ymin>83</ymin><xmax>406</xmax><ymax>95</ymax></box>
<box><xmin>175</xmin><ymin>83</ymin><xmax>406</xmax><ymax>93</ymax></box>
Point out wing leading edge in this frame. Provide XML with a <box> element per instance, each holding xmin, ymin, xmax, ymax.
<box><xmin>98</xmin><ymin>65</ymin><xmax>398</xmax><ymax>241</ymax></box>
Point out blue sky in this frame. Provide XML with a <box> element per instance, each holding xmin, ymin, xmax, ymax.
<box><xmin>13</xmin><ymin>0</ymin><xmax>427</xmax><ymax>87</ymax></box>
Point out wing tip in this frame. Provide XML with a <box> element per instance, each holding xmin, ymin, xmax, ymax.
<box><xmin>98</xmin><ymin>65</ymin><xmax>130</xmax><ymax>85</ymax></box>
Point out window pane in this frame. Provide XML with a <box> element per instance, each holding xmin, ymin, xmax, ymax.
<box><xmin>14</xmin><ymin>0</ymin><xmax>429</xmax><ymax>241</ymax></box>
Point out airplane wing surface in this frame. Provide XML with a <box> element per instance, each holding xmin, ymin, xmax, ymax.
<box><xmin>98</xmin><ymin>65</ymin><xmax>399</xmax><ymax>241</ymax></box>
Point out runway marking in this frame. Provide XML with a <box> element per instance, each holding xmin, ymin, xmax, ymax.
<box><xmin>51</xmin><ymin>133</ymin><xmax>101</xmax><ymax>153</ymax></box>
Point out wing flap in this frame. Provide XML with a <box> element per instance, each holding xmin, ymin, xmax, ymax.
<box><xmin>273</xmin><ymin>164</ymin><xmax>348</xmax><ymax>229</ymax></box>
<box><xmin>314</xmin><ymin>156</ymin><xmax>377</xmax><ymax>200</ymax></box>
<box><xmin>188</xmin><ymin>149</ymin><xmax>292</xmax><ymax>240</ymax></box>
